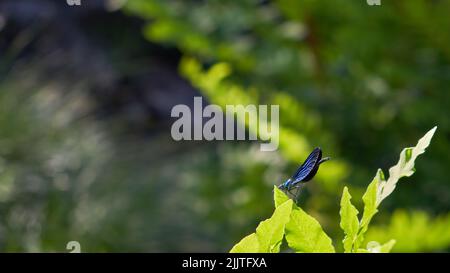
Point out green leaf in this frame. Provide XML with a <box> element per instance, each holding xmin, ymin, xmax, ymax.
<box><xmin>355</xmin><ymin>127</ymin><xmax>436</xmax><ymax>251</ymax></box>
<box><xmin>339</xmin><ymin>187</ymin><xmax>360</xmax><ymax>253</ymax></box>
<box><xmin>354</xmin><ymin>169</ymin><xmax>382</xmax><ymax>249</ymax></box>
<box><xmin>379</xmin><ymin>240</ymin><xmax>396</xmax><ymax>253</ymax></box>
<box><xmin>377</xmin><ymin>126</ymin><xmax>437</xmax><ymax>203</ymax></box>
<box><xmin>285</xmin><ymin>206</ymin><xmax>335</xmax><ymax>253</ymax></box>
<box><xmin>362</xmin><ymin>169</ymin><xmax>382</xmax><ymax>226</ymax></box>
<box><xmin>256</xmin><ymin>200</ymin><xmax>293</xmax><ymax>252</ymax></box>
<box><xmin>363</xmin><ymin>240</ymin><xmax>396</xmax><ymax>253</ymax></box>
<box><xmin>230</xmin><ymin>233</ymin><xmax>259</xmax><ymax>253</ymax></box>
<box><xmin>274</xmin><ymin>186</ymin><xmax>289</xmax><ymax>208</ymax></box>
<box><xmin>230</xmin><ymin>199</ymin><xmax>293</xmax><ymax>253</ymax></box>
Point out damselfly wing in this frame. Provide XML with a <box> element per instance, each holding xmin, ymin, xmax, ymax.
<box><xmin>278</xmin><ymin>147</ymin><xmax>330</xmax><ymax>201</ymax></box>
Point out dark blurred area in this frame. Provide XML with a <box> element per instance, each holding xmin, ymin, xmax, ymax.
<box><xmin>0</xmin><ymin>0</ymin><xmax>448</xmax><ymax>252</ymax></box>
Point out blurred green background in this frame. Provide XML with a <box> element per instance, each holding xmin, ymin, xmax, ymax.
<box><xmin>0</xmin><ymin>0</ymin><xmax>449</xmax><ymax>252</ymax></box>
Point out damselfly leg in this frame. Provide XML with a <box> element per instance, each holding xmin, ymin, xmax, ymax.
<box><xmin>287</xmin><ymin>183</ymin><xmax>304</xmax><ymax>204</ymax></box>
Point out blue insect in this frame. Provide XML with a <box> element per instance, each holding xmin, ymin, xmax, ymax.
<box><xmin>278</xmin><ymin>147</ymin><xmax>330</xmax><ymax>201</ymax></box>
